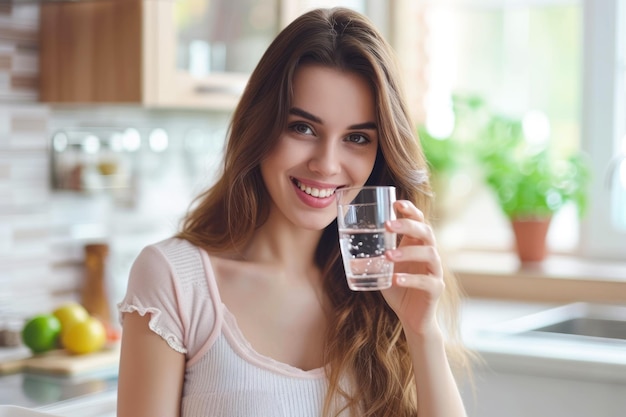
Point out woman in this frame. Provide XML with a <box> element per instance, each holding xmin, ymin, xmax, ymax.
<box><xmin>117</xmin><ymin>7</ymin><xmax>470</xmax><ymax>417</ymax></box>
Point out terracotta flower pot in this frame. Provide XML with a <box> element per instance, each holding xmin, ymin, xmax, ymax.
<box><xmin>511</xmin><ymin>217</ymin><xmax>552</xmax><ymax>262</ymax></box>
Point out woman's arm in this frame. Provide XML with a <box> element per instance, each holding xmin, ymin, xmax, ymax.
<box><xmin>382</xmin><ymin>200</ymin><xmax>467</xmax><ymax>417</ymax></box>
<box><xmin>404</xmin><ymin>325</ymin><xmax>467</xmax><ymax>417</ymax></box>
<box><xmin>117</xmin><ymin>312</ymin><xmax>186</xmax><ymax>417</ymax></box>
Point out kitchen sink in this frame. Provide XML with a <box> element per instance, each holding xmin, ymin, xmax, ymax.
<box><xmin>532</xmin><ymin>317</ymin><xmax>626</xmax><ymax>340</ymax></box>
<box><xmin>484</xmin><ymin>302</ymin><xmax>626</xmax><ymax>344</ymax></box>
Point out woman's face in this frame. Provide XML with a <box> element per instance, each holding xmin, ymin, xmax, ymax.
<box><xmin>260</xmin><ymin>64</ymin><xmax>379</xmax><ymax>231</ymax></box>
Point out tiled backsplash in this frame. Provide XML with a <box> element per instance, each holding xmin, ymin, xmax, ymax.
<box><xmin>0</xmin><ymin>3</ymin><xmax>38</xmax><ymax>103</ymax></box>
<box><xmin>0</xmin><ymin>4</ymin><xmax>52</xmax><ymax>322</ymax></box>
<box><xmin>0</xmin><ymin>4</ymin><xmax>229</xmax><ymax>324</ymax></box>
<box><xmin>46</xmin><ymin>107</ymin><xmax>229</xmax><ymax>309</ymax></box>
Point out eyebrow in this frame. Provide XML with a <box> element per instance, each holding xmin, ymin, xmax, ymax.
<box><xmin>289</xmin><ymin>107</ymin><xmax>377</xmax><ymax>130</ymax></box>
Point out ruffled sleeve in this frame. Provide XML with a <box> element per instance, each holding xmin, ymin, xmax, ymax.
<box><xmin>118</xmin><ymin>242</ymin><xmax>188</xmax><ymax>354</ymax></box>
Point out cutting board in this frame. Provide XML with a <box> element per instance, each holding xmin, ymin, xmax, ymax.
<box><xmin>0</xmin><ymin>344</ymin><xmax>120</xmax><ymax>376</ymax></box>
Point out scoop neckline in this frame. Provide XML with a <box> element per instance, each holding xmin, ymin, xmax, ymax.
<box><xmin>221</xmin><ymin>306</ymin><xmax>326</xmax><ymax>378</ymax></box>
<box><xmin>201</xmin><ymin>250</ymin><xmax>327</xmax><ymax>379</ymax></box>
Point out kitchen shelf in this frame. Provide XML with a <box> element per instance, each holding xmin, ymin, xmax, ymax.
<box><xmin>449</xmin><ymin>250</ymin><xmax>626</xmax><ymax>303</ymax></box>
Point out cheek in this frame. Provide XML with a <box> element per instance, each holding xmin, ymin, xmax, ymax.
<box><xmin>359</xmin><ymin>148</ymin><xmax>379</xmax><ymax>176</ymax></box>
<box><xmin>266</xmin><ymin>137</ymin><xmax>305</xmax><ymax>163</ymax></box>
<box><xmin>260</xmin><ymin>140</ymin><xmax>290</xmax><ymax>172</ymax></box>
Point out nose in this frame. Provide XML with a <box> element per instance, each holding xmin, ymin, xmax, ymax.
<box><xmin>308</xmin><ymin>139</ymin><xmax>341</xmax><ymax>177</ymax></box>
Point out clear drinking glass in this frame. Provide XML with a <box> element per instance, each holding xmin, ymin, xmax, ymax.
<box><xmin>336</xmin><ymin>186</ymin><xmax>397</xmax><ymax>291</ymax></box>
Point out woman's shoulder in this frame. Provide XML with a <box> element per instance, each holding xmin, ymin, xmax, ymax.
<box><xmin>124</xmin><ymin>236</ymin><xmax>224</xmax><ymax>361</ymax></box>
<box><xmin>148</xmin><ymin>236</ymin><xmax>201</xmax><ymax>260</ymax></box>
<box><xmin>142</xmin><ymin>237</ymin><xmax>209</xmax><ymax>283</ymax></box>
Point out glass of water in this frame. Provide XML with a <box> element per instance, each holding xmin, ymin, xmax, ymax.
<box><xmin>336</xmin><ymin>186</ymin><xmax>397</xmax><ymax>291</ymax></box>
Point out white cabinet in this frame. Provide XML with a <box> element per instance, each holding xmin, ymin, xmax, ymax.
<box><xmin>461</xmin><ymin>300</ymin><xmax>626</xmax><ymax>417</ymax></box>
<box><xmin>463</xmin><ymin>366</ymin><xmax>626</xmax><ymax>417</ymax></box>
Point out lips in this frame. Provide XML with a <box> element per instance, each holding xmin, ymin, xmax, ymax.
<box><xmin>292</xmin><ymin>178</ymin><xmax>338</xmax><ymax>199</ymax></box>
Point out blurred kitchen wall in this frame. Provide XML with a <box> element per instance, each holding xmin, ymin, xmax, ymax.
<box><xmin>0</xmin><ymin>4</ymin><xmax>229</xmax><ymax>324</ymax></box>
<box><xmin>0</xmin><ymin>4</ymin><xmax>55</xmax><ymax>322</ymax></box>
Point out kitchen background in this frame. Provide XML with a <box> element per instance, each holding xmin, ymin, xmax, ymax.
<box><xmin>1</xmin><ymin>1</ymin><xmax>625</xmax><ymax>416</ymax></box>
<box><xmin>0</xmin><ymin>2</ymin><xmax>235</xmax><ymax>326</ymax></box>
<box><xmin>1</xmin><ymin>0</ymin><xmax>625</xmax><ymax>327</ymax></box>
<box><xmin>0</xmin><ymin>0</ymin><xmax>391</xmax><ymax>329</ymax></box>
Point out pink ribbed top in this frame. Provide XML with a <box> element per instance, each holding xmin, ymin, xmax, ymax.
<box><xmin>118</xmin><ymin>238</ymin><xmax>346</xmax><ymax>417</ymax></box>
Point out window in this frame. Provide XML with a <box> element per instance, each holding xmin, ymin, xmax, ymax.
<box><xmin>395</xmin><ymin>0</ymin><xmax>625</xmax><ymax>261</ymax></box>
<box><xmin>579</xmin><ymin>0</ymin><xmax>626</xmax><ymax>259</ymax></box>
<box><xmin>282</xmin><ymin>0</ymin><xmax>388</xmax><ymax>35</ymax></box>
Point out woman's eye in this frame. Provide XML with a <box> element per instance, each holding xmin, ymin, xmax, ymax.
<box><xmin>346</xmin><ymin>133</ymin><xmax>370</xmax><ymax>145</ymax></box>
<box><xmin>290</xmin><ymin>123</ymin><xmax>314</xmax><ymax>135</ymax></box>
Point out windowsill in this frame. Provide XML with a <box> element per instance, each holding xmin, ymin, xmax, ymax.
<box><xmin>447</xmin><ymin>250</ymin><xmax>626</xmax><ymax>303</ymax></box>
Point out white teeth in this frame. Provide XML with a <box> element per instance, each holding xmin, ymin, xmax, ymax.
<box><xmin>295</xmin><ymin>180</ymin><xmax>335</xmax><ymax>198</ymax></box>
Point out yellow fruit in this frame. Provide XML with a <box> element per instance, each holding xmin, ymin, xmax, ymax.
<box><xmin>62</xmin><ymin>316</ymin><xmax>107</xmax><ymax>354</ymax></box>
<box><xmin>22</xmin><ymin>314</ymin><xmax>61</xmax><ymax>354</ymax></box>
<box><xmin>52</xmin><ymin>302</ymin><xmax>89</xmax><ymax>337</ymax></box>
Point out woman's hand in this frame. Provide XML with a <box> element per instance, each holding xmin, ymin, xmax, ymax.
<box><xmin>381</xmin><ymin>200</ymin><xmax>444</xmax><ymax>336</ymax></box>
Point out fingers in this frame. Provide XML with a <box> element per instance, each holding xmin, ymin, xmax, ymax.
<box><xmin>386</xmin><ymin>245</ymin><xmax>443</xmax><ymax>277</ymax></box>
<box><xmin>387</xmin><ymin>200</ymin><xmax>435</xmax><ymax>245</ymax></box>
<box><xmin>386</xmin><ymin>200</ymin><xmax>442</xmax><ymax>276</ymax></box>
<box><xmin>394</xmin><ymin>200</ymin><xmax>424</xmax><ymax>222</ymax></box>
<box><xmin>387</xmin><ymin>218</ymin><xmax>436</xmax><ymax>246</ymax></box>
<box><xmin>394</xmin><ymin>272</ymin><xmax>445</xmax><ymax>293</ymax></box>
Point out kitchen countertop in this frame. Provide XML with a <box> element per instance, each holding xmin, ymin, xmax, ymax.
<box><xmin>1</xmin><ymin>297</ymin><xmax>624</xmax><ymax>415</ymax></box>
<box><xmin>461</xmin><ymin>298</ymin><xmax>626</xmax><ymax>383</ymax></box>
<box><xmin>450</xmin><ymin>250</ymin><xmax>626</xmax><ymax>303</ymax></box>
<box><xmin>0</xmin><ymin>358</ymin><xmax>117</xmax><ymax>414</ymax></box>
<box><xmin>36</xmin><ymin>389</ymin><xmax>117</xmax><ymax>417</ymax></box>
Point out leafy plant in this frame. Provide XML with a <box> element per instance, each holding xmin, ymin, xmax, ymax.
<box><xmin>418</xmin><ymin>125</ymin><xmax>459</xmax><ymax>176</ymax></box>
<box><xmin>418</xmin><ymin>94</ymin><xmax>591</xmax><ymax>222</ymax></box>
<box><xmin>419</xmin><ymin>94</ymin><xmax>487</xmax><ymax>178</ymax></box>
<box><xmin>474</xmin><ymin>114</ymin><xmax>591</xmax><ymax>219</ymax></box>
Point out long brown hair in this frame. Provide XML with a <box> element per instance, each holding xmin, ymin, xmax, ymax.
<box><xmin>179</xmin><ymin>7</ymin><xmax>469</xmax><ymax>416</ymax></box>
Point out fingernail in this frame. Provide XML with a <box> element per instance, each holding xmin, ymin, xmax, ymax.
<box><xmin>397</xmin><ymin>275</ymin><xmax>407</xmax><ymax>284</ymax></box>
<box><xmin>389</xmin><ymin>220</ymin><xmax>401</xmax><ymax>230</ymax></box>
<box><xmin>388</xmin><ymin>249</ymin><xmax>401</xmax><ymax>259</ymax></box>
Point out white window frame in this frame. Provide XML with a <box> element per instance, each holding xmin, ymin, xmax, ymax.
<box><xmin>579</xmin><ymin>0</ymin><xmax>626</xmax><ymax>260</ymax></box>
<box><xmin>281</xmin><ymin>0</ymin><xmax>389</xmax><ymax>36</ymax></box>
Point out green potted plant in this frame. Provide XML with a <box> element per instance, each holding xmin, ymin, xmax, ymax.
<box><xmin>419</xmin><ymin>95</ymin><xmax>486</xmax><ymax>226</ymax></box>
<box><xmin>474</xmin><ymin>114</ymin><xmax>591</xmax><ymax>262</ymax></box>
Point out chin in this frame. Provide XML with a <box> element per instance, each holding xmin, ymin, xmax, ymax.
<box><xmin>295</xmin><ymin>213</ymin><xmax>336</xmax><ymax>232</ymax></box>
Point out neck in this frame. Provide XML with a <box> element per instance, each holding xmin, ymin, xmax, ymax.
<box><xmin>243</xmin><ymin>213</ymin><xmax>324</xmax><ymax>276</ymax></box>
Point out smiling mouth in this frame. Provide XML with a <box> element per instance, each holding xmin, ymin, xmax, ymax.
<box><xmin>292</xmin><ymin>178</ymin><xmax>338</xmax><ymax>198</ymax></box>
